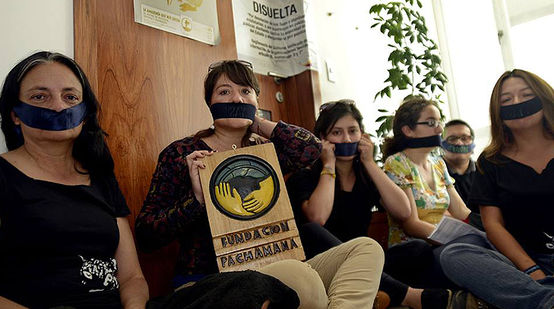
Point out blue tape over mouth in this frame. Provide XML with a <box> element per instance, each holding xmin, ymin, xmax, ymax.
<box><xmin>405</xmin><ymin>135</ymin><xmax>442</xmax><ymax>148</ymax></box>
<box><xmin>13</xmin><ymin>101</ymin><xmax>87</xmax><ymax>131</ymax></box>
<box><xmin>441</xmin><ymin>140</ymin><xmax>475</xmax><ymax>153</ymax></box>
<box><xmin>210</xmin><ymin>103</ymin><xmax>256</xmax><ymax>121</ymax></box>
<box><xmin>500</xmin><ymin>96</ymin><xmax>542</xmax><ymax>120</ymax></box>
<box><xmin>334</xmin><ymin>142</ymin><xmax>359</xmax><ymax>156</ymax></box>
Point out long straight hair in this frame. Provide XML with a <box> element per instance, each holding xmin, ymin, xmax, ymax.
<box><xmin>313</xmin><ymin>99</ymin><xmax>371</xmax><ymax>188</ymax></box>
<box><xmin>483</xmin><ymin>69</ymin><xmax>554</xmax><ymax>160</ymax></box>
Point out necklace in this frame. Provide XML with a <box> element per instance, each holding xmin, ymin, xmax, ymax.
<box><xmin>208</xmin><ymin>136</ymin><xmax>239</xmax><ymax>152</ymax></box>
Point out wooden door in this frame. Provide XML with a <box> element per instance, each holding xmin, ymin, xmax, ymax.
<box><xmin>74</xmin><ymin>0</ymin><xmax>319</xmax><ymax>297</ymax></box>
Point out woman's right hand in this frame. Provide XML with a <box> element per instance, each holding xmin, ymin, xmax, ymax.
<box><xmin>185</xmin><ymin>150</ymin><xmax>214</xmax><ymax>204</ymax></box>
<box><xmin>320</xmin><ymin>139</ymin><xmax>336</xmax><ymax>168</ymax></box>
<box><xmin>358</xmin><ymin>134</ymin><xmax>375</xmax><ymax>165</ymax></box>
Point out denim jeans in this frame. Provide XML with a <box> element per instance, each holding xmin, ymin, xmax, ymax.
<box><xmin>440</xmin><ymin>234</ymin><xmax>554</xmax><ymax>309</ymax></box>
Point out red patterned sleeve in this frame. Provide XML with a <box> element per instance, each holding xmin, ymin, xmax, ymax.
<box><xmin>270</xmin><ymin>121</ymin><xmax>321</xmax><ymax>175</ymax></box>
<box><xmin>135</xmin><ymin>138</ymin><xmax>208</xmax><ymax>252</ymax></box>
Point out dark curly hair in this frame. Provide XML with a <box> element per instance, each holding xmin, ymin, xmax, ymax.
<box><xmin>382</xmin><ymin>97</ymin><xmax>439</xmax><ymax>159</ymax></box>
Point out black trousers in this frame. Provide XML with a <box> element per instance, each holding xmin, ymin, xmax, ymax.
<box><xmin>384</xmin><ymin>239</ymin><xmax>458</xmax><ymax>290</ymax></box>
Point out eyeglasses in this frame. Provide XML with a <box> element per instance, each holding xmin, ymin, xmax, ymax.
<box><xmin>319</xmin><ymin>100</ymin><xmax>356</xmax><ymax>113</ymax></box>
<box><xmin>416</xmin><ymin>119</ymin><xmax>443</xmax><ymax>128</ymax></box>
<box><xmin>445</xmin><ymin>135</ymin><xmax>473</xmax><ymax>144</ymax></box>
<box><xmin>208</xmin><ymin>60</ymin><xmax>253</xmax><ymax>72</ymax></box>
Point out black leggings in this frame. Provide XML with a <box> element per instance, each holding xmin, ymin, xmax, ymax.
<box><xmin>384</xmin><ymin>239</ymin><xmax>458</xmax><ymax>290</ymax></box>
<box><xmin>299</xmin><ymin>222</ymin><xmax>409</xmax><ymax>306</ymax></box>
<box><xmin>384</xmin><ymin>231</ymin><xmax>494</xmax><ymax>290</ymax></box>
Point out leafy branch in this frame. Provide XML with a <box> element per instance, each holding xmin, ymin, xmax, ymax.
<box><xmin>369</xmin><ymin>0</ymin><xmax>448</xmax><ymax>141</ymax></box>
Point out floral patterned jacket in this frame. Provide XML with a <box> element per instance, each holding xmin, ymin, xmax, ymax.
<box><xmin>384</xmin><ymin>151</ymin><xmax>454</xmax><ymax>246</ymax></box>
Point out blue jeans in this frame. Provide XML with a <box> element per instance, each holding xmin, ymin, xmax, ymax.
<box><xmin>440</xmin><ymin>235</ymin><xmax>554</xmax><ymax>309</ymax></box>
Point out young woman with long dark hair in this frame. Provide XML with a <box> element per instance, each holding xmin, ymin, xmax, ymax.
<box><xmin>439</xmin><ymin>69</ymin><xmax>554</xmax><ymax>309</ymax></box>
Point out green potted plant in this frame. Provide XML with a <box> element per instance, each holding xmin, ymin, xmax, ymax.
<box><xmin>369</xmin><ymin>0</ymin><xmax>448</xmax><ymax>146</ymax></box>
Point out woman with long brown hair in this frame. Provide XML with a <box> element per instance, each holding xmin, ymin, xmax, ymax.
<box><xmin>439</xmin><ymin>69</ymin><xmax>554</xmax><ymax>309</ymax></box>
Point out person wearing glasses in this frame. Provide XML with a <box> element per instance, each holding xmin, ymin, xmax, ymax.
<box><xmin>380</xmin><ymin>97</ymin><xmax>472</xmax><ymax>292</ymax></box>
<box><xmin>135</xmin><ymin>60</ymin><xmax>385</xmax><ymax>308</ymax></box>
<box><xmin>440</xmin><ymin>120</ymin><xmax>483</xmax><ymax>230</ymax></box>
<box><xmin>439</xmin><ymin>70</ymin><xmax>554</xmax><ymax>309</ymax></box>
<box><xmin>286</xmin><ymin>99</ymin><xmax>458</xmax><ymax>309</ymax></box>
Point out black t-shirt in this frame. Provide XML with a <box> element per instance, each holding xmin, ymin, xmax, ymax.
<box><xmin>469</xmin><ymin>154</ymin><xmax>554</xmax><ymax>254</ymax></box>
<box><xmin>445</xmin><ymin>159</ymin><xmax>478</xmax><ymax>213</ymax></box>
<box><xmin>286</xmin><ymin>160</ymin><xmax>381</xmax><ymax>242</ymax></box>
<box><xmin>0</xmin><ymin>157</ymin><xmax>130</xmax><ymax>308</ymax></box>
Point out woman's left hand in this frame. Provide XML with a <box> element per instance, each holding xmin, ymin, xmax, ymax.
<box><xmin>358</xmin><ymin>134</ymin><xmax>375</xmax><ymax>164</ymax></box>
<box><xmin>529</xmin><ymin>269</ymin><xmax>547</xmax><ymax>281</ymax></box>
<box><xmin>251</xmin><ymin>115</ymin><xmax>263</xmax><ymax>135</ymax></box>
<box><xmin>251</xmin><ymin>116</ymin><xmax>278</xmax><ymax>139</ymax></box>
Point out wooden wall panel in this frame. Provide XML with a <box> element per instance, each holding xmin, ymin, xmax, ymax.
<box><xmin>74</xmin><ymin>0</ymin><xmax>321</xmax><ymax>297</ymax></box>
<box><xmin>75</xmin><ymin>0</ymin><xmax>238</xmax><ymax>226</ymax></box>
<box><xmin>255</xmin><ymin>74</ymin><xmax>283</xmax><ymax>121</ymax></box>
<box><xmin>281</xmin><ymin>70</ymin><xmax>320</xmax><ymax>132</ymax></box>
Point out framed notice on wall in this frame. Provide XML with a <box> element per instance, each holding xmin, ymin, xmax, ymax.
<box><xmin>133</xmin><ymin>0</ymin><xmax>221</xmax><ymax>45</ymax></box>
<box><xmin>231</xmin><ymin>0</ymin><xmax>318</xmax><ymax>77</ymax></box>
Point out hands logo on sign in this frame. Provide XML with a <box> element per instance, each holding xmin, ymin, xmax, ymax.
<box><xmin>210</xmin><ymin>155</ymin><xmax>279</xmax><ymax>220</ymax></box>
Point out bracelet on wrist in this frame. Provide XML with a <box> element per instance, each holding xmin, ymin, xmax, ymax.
<box><xmin>320</xmin><ymin>167</ymin><xmax>336</xmax><ymax>179</ymax></box>
<box><xmin>523</xmin><ymin>264</ymin><xmax>541</xmax><ymax>275</ymax></box>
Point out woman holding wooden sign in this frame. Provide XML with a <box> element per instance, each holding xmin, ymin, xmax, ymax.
<box><xmin>136</xmin><ymin>60</ymin><xmax>385</xmax><ymax>308</ymax></box>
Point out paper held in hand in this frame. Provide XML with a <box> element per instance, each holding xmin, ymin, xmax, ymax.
<box><xmin>428</xmin><ymin>216</ymin><xmax>486</xmax><ymax>245</ymax></box>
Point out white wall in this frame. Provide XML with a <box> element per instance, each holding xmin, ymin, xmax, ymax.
<box><xmin>438</xmin><ymin>0</ymin><xmax>505</xmax><ymax>158</ymax></box>
<box><xmin>309</xmin><ymin>0</ymin><xmax>513</xmax><ymax>160</ymax></box>
<box><xmin>309</xmin><ymin>0</ymin><xmax>445</xmax><ymax>138</ymax></box>
<box><xmin>510</xmin><ymin>14</ymin><xmax>554</xmax><ymax>86</ymax></box>
<box><xmin>506</xmin><ymin>0</ymin><xmax>554</xmax><ymax>25</ymax></box>
<box><xmin>0</xmin><ymin>0</ymin><xmax>73</xmax><ymax>153</ymax></box>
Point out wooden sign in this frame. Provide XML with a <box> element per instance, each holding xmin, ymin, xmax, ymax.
<box><xmin>199</xmin><ymin>143</ymin><xmax>305</xmax><ymax>272</ymax></box>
